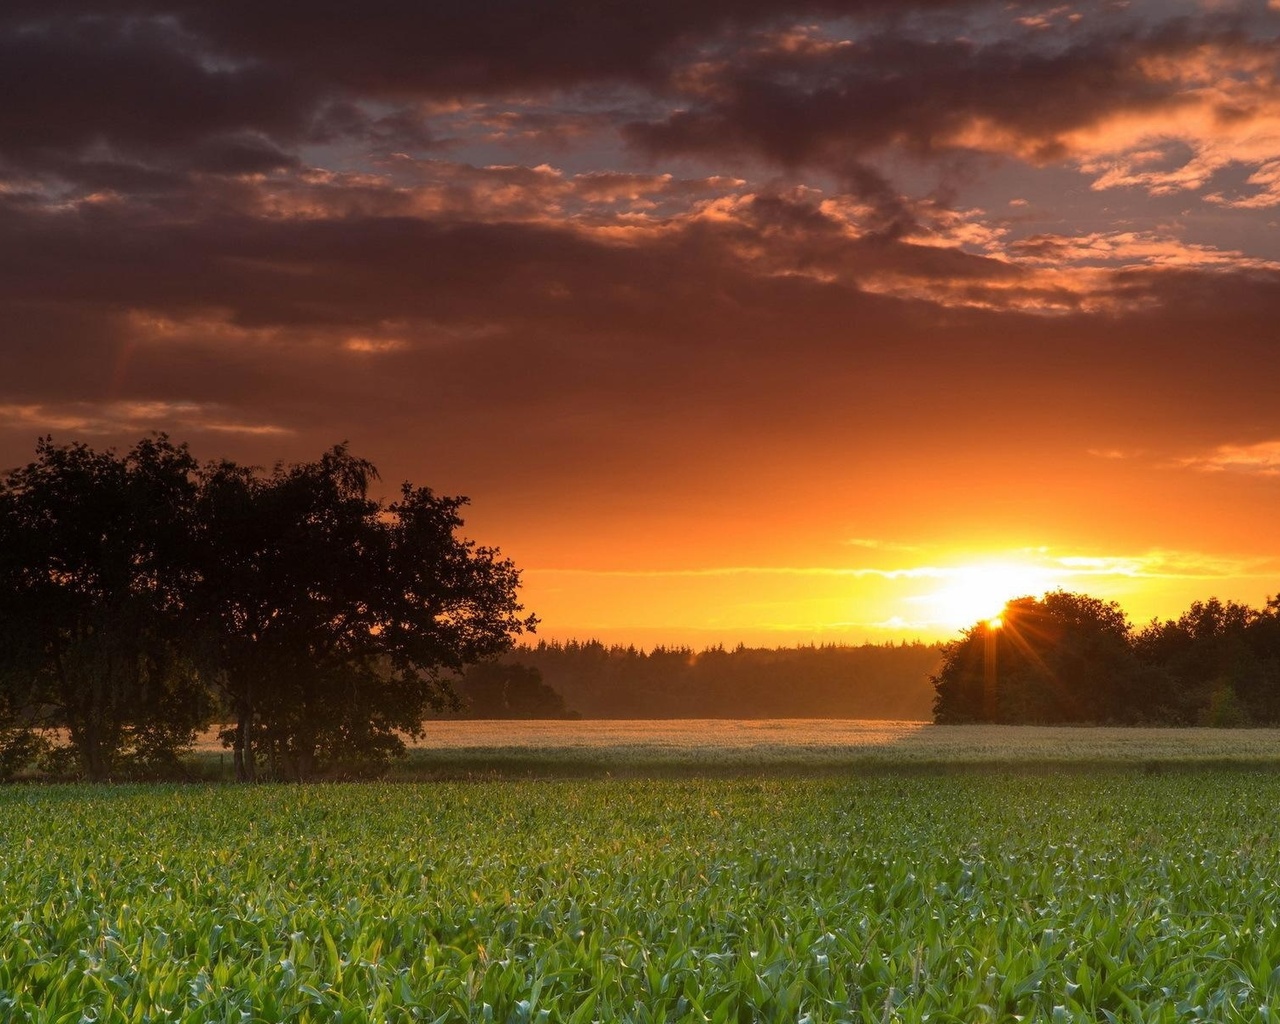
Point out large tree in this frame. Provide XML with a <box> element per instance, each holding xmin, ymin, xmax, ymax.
<box><xmin>0</xmin><ymin>436</ymin><xmax>208</xmax><ymax>780</ymax></box>
<box><xmin>0</xmin><ymin>437</ymin><xmax>534</xmax><ymax>781</ymax></box>
<box><xmin>192</xmin><ymin>445</ymin><xmax>535</xmax><ymax>780</ymax></box>
<box><xmin>932</xmin><ymin>591</ymin><xmax>1140</xmax><ymax>724</ymax></box>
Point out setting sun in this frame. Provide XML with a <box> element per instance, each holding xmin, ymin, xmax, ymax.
<box><xmin>918</xmin><ymin>562</ymin><xmax>1062</xmax><ymax>629</ymax></box>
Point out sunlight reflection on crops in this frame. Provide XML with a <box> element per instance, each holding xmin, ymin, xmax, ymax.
<box><xmin>402</xmin><ymin>720</ymin><xmax>1280</xmax><ymax>764</ymax></box>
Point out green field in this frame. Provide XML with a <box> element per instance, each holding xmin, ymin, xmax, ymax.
<box><xmin>5</xmin><ymin>773</ymin><xmax>1280</xmax><ymax>1022</ymax></box>
<box><xmin>187</xmin><ymin>720</ymin><xmax>1280</xmax><ymax>780</ymax></box>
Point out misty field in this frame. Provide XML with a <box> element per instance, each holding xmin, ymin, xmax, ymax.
<box><xmin>6</xmin><ymin>774</ymin><xmax>1280</xmax><ymax>1022</ymax></box>
<box><xmin>371</xmin><ymin>719</ymin><xmax>1280</xmax><ymax>775</ymax></box>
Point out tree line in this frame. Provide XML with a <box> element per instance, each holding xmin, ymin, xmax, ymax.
<box><xmin>932</xmin><ymin>590</ymin><xmax>1280</xmax><ymax>725</ymax></box>
<box><xmin>0</xmin><ymin>436</ymin><xmax>534</xmax><ymax>781</ymax></box>
<box><xmin>457</xmin><ymin>639</ymin><xmax>942</xmax><ymax>719</ymax></box>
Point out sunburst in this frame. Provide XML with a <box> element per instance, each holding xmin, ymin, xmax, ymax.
<box><xmin>922</xmin><ymin>561</ymin><xmax>1061</xmax><ymax>629</ymax></box>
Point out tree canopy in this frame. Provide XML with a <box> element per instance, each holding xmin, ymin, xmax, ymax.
<box><xmin>0</xmin><ymin>436</ymin><xmax>534</xmax><ymax>780</ymax></box>
<box><xmin>933</xmin><ymin>590</ymin><xmax>1280</xmax><ymax>725</ymax></box>
<box><xmin>0</xmin><ymin>436</ymin><xmax>206</xmax><ymax>779</ymax></box>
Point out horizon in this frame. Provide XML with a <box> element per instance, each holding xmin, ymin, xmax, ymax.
<box><xmin>4</xmin><ymin>1</ymin><xmax>1280</xmax><ymax>647</ymax></box>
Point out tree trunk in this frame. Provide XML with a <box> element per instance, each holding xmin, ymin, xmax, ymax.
<box><xmin>71</xmin><ymin>720</ymin><xmax>109</xmax><ymax>782</ymax></box>
<box><xmin>230</xmin><ymin>669</ymin><xmax>257</xmax><ymax>782</ymax></box>
<box><xmin>233</xmin><ymin>705</ymin><xmax>257</xmax><ymax>782</ymax></box>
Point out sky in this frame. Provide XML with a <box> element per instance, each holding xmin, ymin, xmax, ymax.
<box><xmin>3</xmin><ymin>0</ymin><xmax>1280</xmax><ymax>647</ymax></box>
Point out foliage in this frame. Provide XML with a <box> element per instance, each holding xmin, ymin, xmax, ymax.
<box><xmin>190</xmin><ymin>444</ymin><xmax>536</xmax><ymax>781</ymax></box>
<box><xmin>0</xmin><ymin>436</ymin><xmax>533</xmax><ymax>781</ymax></box>
<box><xmin>1133</xmin><ymin>598</ymin><xmax>1269</xmax><ymax>724</ymax></box>
<box><xmin>5</xmin><ymin>775</ymin><xmax>1280</xmax><ymax>1020</ymax></box>
<box><xmin>0</xmin><ymin>436</ymin><xmax>208</xmax><ymax>780</ymax></box>
<box><xmin>933</xmin><ymin>591</ymin><xmax>1140</xmax><ymax>724</ymax></box>
<box><xmin>934</xmin><ymin>590</ymin><xmax>1280</xmax><ymax>726</ymax></box>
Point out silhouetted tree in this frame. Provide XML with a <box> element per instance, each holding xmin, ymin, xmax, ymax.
<box><xmin>1134</xmin><ymin>599</ymin><xmax>1261</xmax><ymax>724</ymax></box>
<box><xmin>933</xmin><ymin>591</ymin><xmax>1139</xmax><ymax>723</ymax></box>
<box><xmin>191</xmin><ymin>445</ymin><xmax>535</xmax><ymax>780</ymax></box>
<box><xmin>1247</xmin><ymin>596</ymin><xmax>1280</xmax><ymax>723</ymax></box>
<box><xmin>0</xmin><ymin>436</ymin><xmax>209</xmax><ymax>779</ymax></box>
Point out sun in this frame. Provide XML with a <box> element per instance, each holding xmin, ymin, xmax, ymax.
<box><xmin>922</xmin><ymin>561</ymin><xmax>1060</xmax><ymax>629</ymax></box>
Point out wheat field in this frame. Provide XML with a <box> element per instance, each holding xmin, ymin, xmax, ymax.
<box><xmin>180</xmin><ymin>720</ymin><xmax>1280</xmax><ymax>775</ymax></box>
<box><xmin>400</xmin><ymin>719</ymin><xmax>1280</xmax><ymax>768</ymax></box>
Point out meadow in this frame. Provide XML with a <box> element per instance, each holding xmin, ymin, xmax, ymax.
<box><xmin>387</xmin><ymin>719</ymin><xmax>1280</xmax><ymax>777</ymax></box>
<box><xmin>180</xmin><ymin>719</ymin><xmax>1280</xmax><ymax>779</ymax></box>
<box><xmin>6</xmin><ymin>770</ymin><xmax>1280</xmax><ymax>1022</ymax></box>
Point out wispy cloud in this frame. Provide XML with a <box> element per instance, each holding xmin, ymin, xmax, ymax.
<box><xmin>842</xmin><ymin>537</ymin><xmax>922</xmax><ymax>552</ymax></box>
<box><xmin>532</xmin><ymin>550</ymin><xmax>1276</xmax><ymax>583</ymax></box>
<box><xmin>531</xmin><ymin>566</ymin><xmax>930</xmax><ymax>579</ymax></box>
<box><xmin>0</xmin><ymin>401</ymin><xmax>292</xmax><ymax>439</ymax></box>
<box><xmin>1177</xmin><ymin>439</ymin><xmax>1280</xmax><ymax>476</ymax></box>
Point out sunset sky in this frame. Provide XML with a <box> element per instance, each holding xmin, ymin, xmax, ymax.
<box><xmin>3</xmin><ymin>0</ymin><xmax>1280</xmax><ymax>646</ymax></box>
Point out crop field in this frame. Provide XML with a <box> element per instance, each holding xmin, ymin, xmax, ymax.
<box><xmin>5</xmin><ymin>774</ymin><xmax>1280</xmax><ymax>1022</ymax></box>
<box><xmin>385</xmin><ymin>720</ymin><xmax>1280</xmax><ymax>776</ymax></box>
<box><xmin>185</xmin><ymin>720</ymin><xmax>1280</xmax><ymax>779</ymax></box>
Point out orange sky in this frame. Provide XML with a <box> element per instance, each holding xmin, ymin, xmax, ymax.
<box><xmin>3</xmin><ymin>0</ymin><xmax>1280</xmax><ymax>646</ymax></box>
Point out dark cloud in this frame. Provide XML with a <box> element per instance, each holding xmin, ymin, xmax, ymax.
<box><xmin>0</xmin><ymin>181</ymin><xmax>1025</xmax><ymax>341</ymax></box>
<box><xmin>6</xmin><ymin>1</ymin><xmax>1272</xmax><ymax>205</ymax></box>
<box><xmin>0</xmin><ymin>0</ymin><xmax>976</xmax><ymax>95</ymax></box>
<box><xmin>0</xmin><ymin>0</ymin><xmax>997</xmax><ymax>194</ymax></box>
<box><xmin>626</xmin><ymin>21</ymin><xmax>1253</xmax><ymax>173</ymax></box>
<box><xmin>3</xmin><ymin>181</ymin><xmax>1278</xmax><ymax>432</ymax></box>
<box><xmin>0</xmin><ymin>16</ymin><xmax>312</xmax><ymax>184</ymax></box>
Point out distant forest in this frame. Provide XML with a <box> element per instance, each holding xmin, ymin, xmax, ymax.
<box><xmin>456</xmin><ymin>640</ymin><xmax>943</xmax><ymax>720</ymax></box>
<box><xmin>467</xmin><ymin>587</ymin><xmax>1280</xmax><ymax>728</ymax></box>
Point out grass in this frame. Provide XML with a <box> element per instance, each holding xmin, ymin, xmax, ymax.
<box><xmin>5</xmin><ymin>774</ymin><xmax>1280</xmax><ymax>1021</ymax></box>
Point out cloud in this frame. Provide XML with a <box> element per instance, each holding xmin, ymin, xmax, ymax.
<box><xmin>0</xmin><ymin>16</ymin><xmax>310</xmax><ymax>186</ymax></box>
<box><xmin>1005</xmin><ymin>229</ymin><xmax>1280</xmax><ymax>270</ymax></box>
<box><xmin>843</xmin><ymin>537</ymin><xmax>923</xmax><ymax>552</ymax></box>
<box><xmin>9</xmin><ymin>0</ymin><xmax>973</xmax><ymax>96</ymax></box>
<box><xmin>527</xmin><ymin>553</ymin><xmax>1264</xmax><ymax>582</ymax></box>
<box><xmin>619</xmin><ymin>10</ymin><xmax>1280</xmax><ymax>218</ymax></box>
<box><xmin>627</xmin><ymin>18</ymin><xmax>1205</xmax><ymax>167</ymax></box>
<box><xmin>11</xmin><ymin>2</ymin><xmax>1272</xmax><ymax>208</ymax></box>
<box><xmin>0</xmin><ymin>400</ymin><xmax>290</xmax><ymax>439</ymax></box>
<box><xmin>0</xmin><ymin>1</ymin><xmax>980</xmax><ymax>192</ymax></box>
<box><xmin>1178</xmin><ymin>439</ymin><xmax>1280</xmax><ymax>475</ymax></box>
<box><xmin>1086</xmin><ymin>447</ymin><xmax>1146</xmax><ymax>460</ymax></box>
<box><xmin>3</xmin><ymin>161</ymin><xmax>1280</xmax><ymax>484</ymax></box>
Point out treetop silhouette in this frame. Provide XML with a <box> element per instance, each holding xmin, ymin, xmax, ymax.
<box><xmin>0</xmin><ymin>435</ymin><xmax>535</xmax><ymax>780</ymax></box>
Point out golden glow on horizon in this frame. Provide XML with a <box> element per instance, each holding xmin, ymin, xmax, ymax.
<box><xmin>512</xmin><ymin>536</ymin><xmax>1280</xmax><ymax>650</ymax></box>
<box><xmin>915</xmin><ymin>561</ymin><xmax>1063</xmax><ymax>629</ymax></box>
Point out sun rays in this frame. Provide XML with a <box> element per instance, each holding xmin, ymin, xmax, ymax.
<box><xmin>917</xmin><ymin>561</ymin><xmax>1065</xmax><ymax>629</ymax></box>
